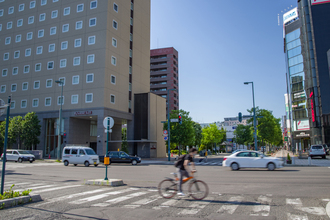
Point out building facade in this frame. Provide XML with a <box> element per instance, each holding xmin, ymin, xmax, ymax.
<box><xmin>284</xmin><ymin>0</ymin><xmax>330</xmax><ymax>150</ymax></box>
<box><xmin>150</xmin><ymin>47</ymin><xmax>179</xmax><ymax>116</ymax></box>
<box><xmin>0</xmin><ymin>0</ymin><xmax>166</xmax><ymax>158</ymax></box>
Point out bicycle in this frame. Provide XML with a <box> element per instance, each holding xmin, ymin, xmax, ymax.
<box><xmin>158</xmin><ymin>171</ymin><xmax>209</xmax><ymax>200</ymax></box>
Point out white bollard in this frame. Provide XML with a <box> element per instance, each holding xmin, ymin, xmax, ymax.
<box><xmin>292</xmin><ymin>156</ymin><xmax>295</xmax><ymax>165</ymax></box>
<box><xmin>308</xmin><ymin>156</ymin><xmax>311</xmax><ymax>166</ymax></box>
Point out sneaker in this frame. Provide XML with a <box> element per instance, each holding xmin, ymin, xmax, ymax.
<box><xmin>177</xmin><ymin>192</ymin><xmax>185</xmax><ymax>196</ymax></box>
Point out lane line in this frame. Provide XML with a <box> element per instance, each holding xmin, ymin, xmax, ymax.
<box><xmin>92</xmin><ymin>191</ymin><xmax>149</xmax><ymax>207</ymax></box>
<box><xmin>70</xmin><ymin>188</ymin><xmax>138</xmax><ymax>205</ymax></box>
<box><xmin>31</xmin><ymin>185</ymin><xmax>82</xmax><ymax>194</ymax></box>
<box><xmin>34</xmin><ymin>188</ymin><xmax>111</xmax><ymax>207</ymax></box>
<box><xmin>217</xmin><ymin>196</ymin><xmax>244</xmax><ymax>214</ymax></box>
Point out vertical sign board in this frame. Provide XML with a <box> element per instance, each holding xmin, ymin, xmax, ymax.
<box><xmin>310</xmin><ymin>92</ymin><xmax>316</xmax><ymax>124</ymax></box>
<box><xmin>311</xmin><ymin>0</ymin><xmax>330</xmax><ymax>5</ymax></box>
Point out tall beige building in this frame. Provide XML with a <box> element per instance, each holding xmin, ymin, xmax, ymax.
<box><xmin>0</xmin><ymin>0</ymin><xmax>165</xmax><ymax>158</ymax></box>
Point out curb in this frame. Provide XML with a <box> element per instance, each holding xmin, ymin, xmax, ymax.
<box><xmin>85</xmin><ymin>179</ymin><xmax>124</xmax><ymax>187</ymax></box>
<box><xmin>0</xmin><ymin>194</ymin><xmax>42</xmax><ymax>209</ymax></box>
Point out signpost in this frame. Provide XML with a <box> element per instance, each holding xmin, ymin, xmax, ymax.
<box><xmin>170</xmin><ymin>119</ymin><xmax>179</xmax><ymax>123</ymax></box>
<box><xmin>0</xmin><ymin>97</ymin><xmax>11</xmax><ymax>195</ymax></box>
<box><xmin>103</xmin><ymin>117</ymin><xmax>114</xmax><ymax>181</ymax></box>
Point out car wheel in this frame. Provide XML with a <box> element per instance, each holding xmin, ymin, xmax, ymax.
<box><xmin>29</xmin><ymin>161</ymin><xmax>33</xmax><ymax>163</ymax></box>
<box><xmin>84</xmin><ymin>161</ymin><xmax>90</xmax><ymax>167</ymax></box>
<box><xmin>132</xmin><ymin>160</ymin><xmax>137</xmax><ymax>165</ymax></box>
<box><xmin>267</xmin><ymin>163</ymin><xmax>275</xmax><ymax>171</ymax></box>
<box><xmin>94</xmin><ymin>164</ymin><xmax>98</xmax><ymax>167</ymax></box>
<box><xmin>74</xmin><ymin>164</ymin><xmax>77</xmax><ymax>166</ymax></box>
<box><xmin>231</xmin><ymin>162</ymin><xmax>239</xmax><ymax>171</ymax></box>
<box><xmin>322</xmin><ymin>155</ymin><xmax>326</xmax><ymax>159</ymax></box>
<box><xmin>18</xmin><ymin>158</ymin><xmax>23</xmax><ymax>163</ymax></box>
<box><xmin>64</xmin><ymin>160</ymin><xmax>69</xmax><ymax>166</ymax></box>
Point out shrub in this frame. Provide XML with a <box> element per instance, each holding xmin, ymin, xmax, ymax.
<box><xmin>287</xmin><ymin>153</ymin><xmax>291</xmax><ymax>161</ymax></box>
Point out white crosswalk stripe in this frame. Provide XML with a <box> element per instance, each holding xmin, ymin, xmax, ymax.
<box><xmin>178</xmin><ymin>197</ymin><xmax>213</xmax><ymax>215</ymax></box>
<box><xmin>217</xmin><ymin>196</ymin><xmax>243</xmax><ymax>214</ymax></box>
<box><xmin>123</xmin><ymin>194</ymin><xmax>161</xmax><ymax>209</ymax></box>
<box><xmin>32</xmin><ymin>184</ymin><xmax>82</xmax><ymax>194</ymax></box>
<box><xmin>69</xmin><ymin>188</ymin><xmax>137</xmax><ymax>205</ymax></box>
<box><xmin>92</xmin><ymin>191</ymin><xmax>149</xmax><ymax>207</ymax></box>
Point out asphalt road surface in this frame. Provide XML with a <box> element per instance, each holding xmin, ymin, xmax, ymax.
<box><xmin>1</xmin><ymin>160</ymin><xmax>330</xmax><ymax>220</ymax></box>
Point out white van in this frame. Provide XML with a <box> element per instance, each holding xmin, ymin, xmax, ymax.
<box><xmin>62</xmin><ymin>146</ymin><xmax>99</xmax><ymax>167</ymax></box>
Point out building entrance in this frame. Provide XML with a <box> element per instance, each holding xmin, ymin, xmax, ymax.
<box><xmin>44</xmin><ymin>118</ymin><xmax>64</xmax><ymax>158</ymax></box>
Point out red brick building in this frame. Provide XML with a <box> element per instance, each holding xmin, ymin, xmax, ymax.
<box><xmin>150</xmin><ymin>47</ymin><xmax>179</xmax><ymax>116</ymax></box>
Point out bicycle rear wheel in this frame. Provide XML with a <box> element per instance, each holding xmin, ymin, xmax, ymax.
<box><xmin>158</xmin><ymin>179</ymin><xmax>177</xmax><ymax>199</ymax></box>
<box><xmin>188</xmin><ymin>180</ymin><xmax>209</xmax><ymax>200</ymax></box>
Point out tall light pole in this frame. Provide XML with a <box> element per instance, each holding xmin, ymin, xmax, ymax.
<box><xmin>244</xmin><ymin>82</ymin><xmax>258</xmax><ymax>151</ymax></box>
<box><xmin>55</xmin><ymin>80</ymin><xmax>64</xmax><ymax>161</ymax></box>
<box><xmin>1</xmin><ymin>96</ymin><xmax>11</xmax><ymax>195</ymax></box>
<box><xmin>167</xmin><ymin>88</ymin><xmax>176</xmax><ymax>161</ymax></box>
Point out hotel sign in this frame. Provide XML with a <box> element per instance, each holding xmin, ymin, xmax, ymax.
<box><xmin>311</xmin><ymin>0</ymin><xmax>330</xmax><ymax>5</ymax></box>
<box><xmin>74</xmin><ymin>111</ymin><xmax>93</xmax><ymax>116</ymax></box>
<box><xmin>283</xmin><ymin>8</ymin><xmax>298</xmax><ymax>24</ymax></box>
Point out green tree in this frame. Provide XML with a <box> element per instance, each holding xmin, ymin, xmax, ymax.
<box><xmin>200</xmin><ymin>123</ymin><xmax>224</xmax><ymax>152</ymax></box>
<box><xmin>22</xmin><ymin>112</ymin><xmax>41</xmax><ymax>150</ymax></box>
<box><xmin>234</xmin><ymin>124</ymin><xmax>252</xmax><ymax>146</ymax></box>
<box><xmin>192</xmin><ymin>122</ymin><xmax>202</xmax><ymax>147</ymax></box>
<box><xmin>121</xmin><ymin>127</ymin><xmax>129</xmax><ymax>154</ymax></box>
<box><xmin>9</xmin><ymin>116</ymin><xmax>24</xmax><ymax>149</ymax></box>
<box><xmin>163</xmin><ymin>109</ymin><xmax>195</xmax><ymax>155</ymax></box>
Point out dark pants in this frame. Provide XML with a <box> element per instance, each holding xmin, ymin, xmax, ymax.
<box><xmin>176</xmin><ymin>168</ymin><xmax>189</xmax><ymax>193</ymax></box>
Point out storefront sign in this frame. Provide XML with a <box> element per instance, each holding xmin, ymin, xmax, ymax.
<box><xmin>310</xmin><ymin>92</ymin><xmax>315</xmax><ymax>122</ymax></box>
<box><xmin>74</xmin><ymin>111</ymin><xmax>93</xmax><ymax>116</ymax></box>
<box><xmin>311</xmin><ymin>0</ymin><xmax>330</xmax><ymax>5</ymax></box>
<box><xmin>293</xmin><ymin>91</ymin><xmax>306</xmax><ymax>99</ymax></box>
<box><xmin>283</xmin><ymin>8</ymin><xmax>298</xmax><ymax>24</ymax></box>
<box><xmin>297</xmin><ymin>120</ymin><xmax>310</xmax><ymax>130</ymax></box>
<box><xmin>296</xmin><ymin>132</ymin><xmax>310</xmax><ymax>137</ymax></box>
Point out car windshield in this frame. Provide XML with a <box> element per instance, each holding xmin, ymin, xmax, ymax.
<box><xmin>85</xmin><ymin>149</ymin><xmax>96</xmax><ymax>155</ymax></box>
<box><xmin>17</xmin><ymin>150</ymin><xmax>31</xmax><ymax>155</ymax></box>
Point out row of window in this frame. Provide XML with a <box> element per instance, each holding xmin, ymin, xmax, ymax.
<box><xmin>1</xmin><ymin>17</ymin><xmax>97</xmax><ymax>33</ymax></box>
<box><xmin>7</xmin><ymin>94</ymin><xmax>116</xmax><ymax>110</ymax></box>
<box><xmin>0</xmin><ymin>0</ymin><xmax>99</xmax><ymax>15</ymax></box>
<box><xmin>2</xmin><ymin>55</ymin><xmax>97</xmax><ymax>75</ymax></box>
<box><xmin>0</xmin><ymin>74</ymin><xmax>116</xmax><ymax>93</ymax></box>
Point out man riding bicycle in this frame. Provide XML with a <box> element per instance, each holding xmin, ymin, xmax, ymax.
<box><xmin>175</xmin><ymin>148</ymin><xmax>198</xmax><ymax>196</ymax></box>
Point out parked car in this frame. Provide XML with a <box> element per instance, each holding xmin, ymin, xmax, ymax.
<box><xmin>308</xmin><ymin>145</ymin><xmax>326</xmax><ymax>159</ymax></box>
<box><xmin>105</xmin><ymin>151</ymin><xmax>141</xmax><ymax>165</ymax></box>
<box><xmin>323</xmin><ymin>144</ymin><xmax>329</xmax><ymax>155</ymax></box>
<box><xmin>62</xmin><ymin>146</ymin><xmax>99</xmax><ymax>167</ymax></box>
<box><xmin>222</xmin><ymin>150</ymin><xmax>284</xmax><ymax>171</ymax></box>
<box><xmin>0</xmin><ymin>149</ymin><xmax>35</xmax><ymax>163</ymax></box>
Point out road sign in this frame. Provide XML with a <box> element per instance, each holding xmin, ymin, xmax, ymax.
<box><xmin>170</xmin><ymin>119</ymin><xmax>179</xmax><ymax>123</ymax></box>
<box><xmin>104</xmin><ymin>129</ymin><xmax>112</xmax><ymax>133</ymax></box>
<box><xmin>103</xmin><ymin>117</ymin><xmax>114</xmax><ymax>129</ymax></box>
<box><xmin>164</xmin><ymin>136</ymin><xmax>168</xmax><ymax>141</ymax></box>
<box><xmin>163</xmin><ymin>130</ymin><xmax>168</xmax><ymax>135</ymax></box>
<box><xmin>0</xmin><ymin>99</ymin><xmax>5</xmax><ymax>116</ymax></box>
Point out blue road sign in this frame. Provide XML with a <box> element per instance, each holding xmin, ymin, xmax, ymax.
<box><xmin>164</xmin><ymin>136</ymin><xmax>168</xmax><ymax>141</ymax></box>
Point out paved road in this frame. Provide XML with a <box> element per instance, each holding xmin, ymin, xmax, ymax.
<box><xmin>1</xmin><ymin>161</ymin><xmax>330</xmax><ymax>219</ymax></box>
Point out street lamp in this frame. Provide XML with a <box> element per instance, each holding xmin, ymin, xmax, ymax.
<box><xmin>167</xmin><ymin>88</ymin><xmax>176</xmax><ymax>161</ymax></box>
<box><xmin>55</xmin><ymin>80</ymin><xmax>64</xmax><ymax>161</ymax></box>
<box><xmin>244</xmin><ymin>81</ymin><xmax>258</xmax><ymax>151</ymax></box>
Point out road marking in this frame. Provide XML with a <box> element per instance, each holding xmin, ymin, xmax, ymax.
<box><xmin>287</xmin><ymin>213</ymin><xmax>308</xmax><ymax>220</ymax></box>
<box><xmin>152</xmin><ymin>198</ymin><xmax>181</xmax><ymax>210</ymax></box>
<box><xmin>32</xmin><ymin>184</ymin><xmax>82</xmax><ymax>194</ymax></box>
<box><xmin>217</xmin><ymin>196</ymin><xmax>243</xmax><ymax>214</ymax></box>
<box><xmin>34</xmin><ymin>189</ymin><xmax>110</xmax><ymax>207</ymax></box>
<box><xmin>178</xmin><ymin>197</ymin><xmax>213</xmax><ymax>215</ymax></box>
<box><xmin>322</xmin><ymin>199</ymin><xmax>330</xmax><ymax>202</ymax></box>
<box><xmin>258</xmin><ymin>195</ymin><xmax>272</xmax><ymax>204</ymax></box>
<box><xmin>18</xmin><ymin>184</ymin><xmax>53</xmax><ymax>192</ymax></box>
<box><xmin>326</xmin><ymin>202</ymin><xmax>330</xmax><ymax>218</ymax></box>
<box><xmin>251</xmin><ymin>205</ymin><xmax>270</xmax><ymax>216</ymax></box>
<box><xmin>123</xmin><ymin>195</ymin><xmax>161</xmax><ymax>209</ymax></box>
<box><xmin>5</xmin><ymin>182</ymin><xmax>31</xmax><ymax>187</ymax></box>
<box><xmin>92</xmin><ymin>191</ymin><xmax>149</xmax><ymax>207</ymax></box>
<box><xmin>286</xmin><ymin>198</ymin><xmax>302</xmax><ymax>206</ymax></box>
<box><xmin>70</xmin><ymin>188</ymin><xmax>138</xmax><ymax>205</ymax></box>
<box><xmin>296</xmin><ymin>207</ymin><xmax>326</xmax><ymax>215</ymax></box>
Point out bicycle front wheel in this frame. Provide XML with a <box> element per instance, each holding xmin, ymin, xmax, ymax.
<box><xmin>158</xmin><ymin>179</ymin><xmax>177</xmax><ymax>199</ymax></box>
<box><xmin>188</xmin><ymin>180</ymin><xmax>209</xmax><ymax>200</ymax></box>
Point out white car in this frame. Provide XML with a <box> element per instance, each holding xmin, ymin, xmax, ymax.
<box><xmin>1</xmin><ymin>149</ymin><xmax>35</xmax><ymax>163</ymax></box>
<box><xmin>222</xmin><ymin>150</ymin><xmax>284</xmax><ymax>171</ymax></box>
<box><xmin>62</xmin><ymin>146</ymin><xmax>99</xmax><ymax>167</ymax></box>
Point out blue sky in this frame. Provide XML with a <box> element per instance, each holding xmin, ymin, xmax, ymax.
<box><xmin>150</xmin><ymin>0</ymin><xmax>297</xmax><ymax>123</ymax></box>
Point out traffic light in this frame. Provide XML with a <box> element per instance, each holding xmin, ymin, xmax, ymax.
<box><xmin>178</xmin><ymin>115</ymin><xmax>182</xmax><ymax>125</ymax></box>
<box><xmin>238</xmin><ymin>112</ymin><xmax>242</xmax><ymax>122</ymax></box>
<box><xmin>63</xmin><ymin>132</ymin><xmax>67</xmax><ymax>138</ymax></box>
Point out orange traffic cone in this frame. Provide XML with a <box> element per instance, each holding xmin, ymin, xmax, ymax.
<box><xmin>48</xmin><ymin>154</ymin><xmax>51</xmax><ymax>159</ymax></box>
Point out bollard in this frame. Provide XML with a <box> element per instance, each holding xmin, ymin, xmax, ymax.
<box><xmin>292</xmin><ymin>156</ymin><xmax>295</xmax><ymax>165</ymax></box>
<box><xmin>308</xmin><ymin>156</ymin><xmax>311</xmax><ymax>166</ymax></box>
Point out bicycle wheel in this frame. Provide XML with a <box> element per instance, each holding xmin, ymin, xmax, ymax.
<box><xmin>158</xmin><ymin>179</ymin><xmax>177</xmax><ymax>199</ymax></box>
<box><xmin>188</xmin><ymin>180</ymin><xmax>209</xmax><ymax>200</ymax></box>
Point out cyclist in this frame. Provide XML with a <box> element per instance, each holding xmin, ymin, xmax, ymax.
<box><xmin>175</xmin><ymin>148</ymin><xmax>197</xmax><ymax>196</ymax></box>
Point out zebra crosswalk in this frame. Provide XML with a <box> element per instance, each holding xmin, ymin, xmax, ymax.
<box><xmin>1</xmin><ymin>180</ymin><xmax>330</xmax><ymax>220</ymax></box>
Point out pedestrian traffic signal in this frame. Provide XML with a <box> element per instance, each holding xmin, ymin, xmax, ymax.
<box><xmin>238</xmin><ymin>112</ymin><xmax>242</xmax><ymax>122</ymax></box>
<box><xmin>178</xmin><ymin>115</ymin><xmax>182</xmax><ymax>125</ymax></box>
